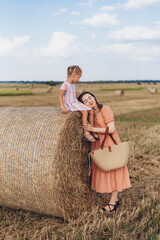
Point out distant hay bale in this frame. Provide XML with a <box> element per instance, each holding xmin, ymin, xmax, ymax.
<box><xmin>46</xmin><ymin>86</ymin><xmax>53</xmax><ymax>93</ymax></box>
<box><xmin>14</xmin><ymin>87</ymin><xmax>19</xmax><ymax>91</ymax></box>
<box><xmin>29</xmin><ymin>84</ymin><xmax>33</xmax><ymax>89</ymax></box>
<box><xmin>114</xmin><ymin>90</ymin><xmax>124</xmax><ymax>96</ymax></box>
<box><xmin>0</xmin><ymin>107</ymin><xmax>96</xmax><ymax>219</ymax></box>
<box><xmin>148</xmin><ymin>88</ymin><xmax>158</xmax><ymax>94</ymax></box>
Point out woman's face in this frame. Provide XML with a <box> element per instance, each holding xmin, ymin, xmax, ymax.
<box><xmin>81</xmin><ymin>93</ymin><xmax>96</xmax><ymax>108</ymax></box>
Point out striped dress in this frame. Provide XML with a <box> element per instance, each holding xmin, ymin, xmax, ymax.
<box><xmin>60</xmin><ymin>81</ymin><xmax>91</xmax><ymax>111</ymax></box>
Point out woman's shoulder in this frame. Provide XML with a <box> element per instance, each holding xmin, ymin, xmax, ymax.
<box><xmin>101</xmin><ymin>105</ymin><xmax>112</xmax><ymax>112</ymax></box>
<box><xmin>100</xmin><ymin>105</ymin><xmax>114</xmax><ymax>122</ymax></box>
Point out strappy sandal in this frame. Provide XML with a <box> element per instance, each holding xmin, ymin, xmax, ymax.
<box><xmin>101</xmin><ymin>204</ymin><xmax>117</xmax><ymax>213</ymax></box>
<box><xmin>82</xmin><ymin>132</ymin><xmax>96</xmax><ymax>142</ymax></box>
<box><xmin>92</xmin><ymin>133</ymin><xmax>100</xmax><ymax>140</ymax></box>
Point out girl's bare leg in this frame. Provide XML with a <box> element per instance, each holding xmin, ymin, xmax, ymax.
<box><xmin>80</xmin><ymin>110</ymin><xmax>95</xmax><ymax>142</ymax></box>
<box><xmin>88</xmin><ymin>109</ymin><xmax>99</xmax><ymax>139</ymax></box>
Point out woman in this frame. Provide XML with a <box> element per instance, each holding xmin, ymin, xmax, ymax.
<box><xmin>78</xmin><ymin>91</ymin><xmax>131</xmax><ymax>213</ymax></box>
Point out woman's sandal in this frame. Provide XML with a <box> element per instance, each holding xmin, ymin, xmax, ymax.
<box><xmin>82</xmin><ymin>132</ymin><xmax>96</xmax><ymax>142</ymax></box>
<box><xmin>116</xmin><ymin>200</ymin><xmax>120</xmax><ymax>208</ymax></box>
<box><xmin>101</xmin><ymin>204</ymin><xmax>117</xmax><ymax>213</ymax></box>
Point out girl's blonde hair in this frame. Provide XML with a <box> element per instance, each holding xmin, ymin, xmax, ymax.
<box><xmin>67</xmin><ymin>65</ymin><xmax>82</xmax><ymax>77</ymax></box>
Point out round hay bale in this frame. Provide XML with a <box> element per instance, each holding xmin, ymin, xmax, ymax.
<box><xmin>14</xmin><ymin>87</ymin><xmax>19</xmax><ymax>91</ymax></box>
<box><xmin>0</xmin><ymin>107</ymin><xmax>96</xmax><ymax>219</ymax></box>
<box><xmin>114</xmin><ymin>90</ymin><xmax>124</xmax><ymax>96</ymax></box>
<box><xmin>29</xmin><ymin>84</ymin><xmax>33</xmax><ymax>89</ymax></box>
<box><xmin>46</xmin><ymin>86</ymin><xmax>53</xmax><ymax>93</ymax></box>
<box><xmin>148</xmin><ymin>88</ymin><xmax>158</xmax><ymax>94</ymax></box>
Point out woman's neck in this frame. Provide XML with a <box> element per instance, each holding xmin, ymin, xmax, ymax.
<box><xmin>93</xmin><ymin>105</ymin><xmax>99</xmax><ymax>114</ymax></box>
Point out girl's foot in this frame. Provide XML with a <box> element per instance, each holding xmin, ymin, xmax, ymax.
<box><xmin>83</xmin><ymin>132</ymin><xmax>96</xmax><ymax>142</ymax></box>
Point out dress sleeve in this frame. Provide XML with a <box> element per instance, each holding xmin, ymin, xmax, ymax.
<box><xmin>59</xmin><ymin>82</ymin><xmax>67</xmax><ymax>91</ymax></box>
<box><xmin>102</xmin><ymin>105</ymin><xmax>114</xmax><ymax>124</ymax></box>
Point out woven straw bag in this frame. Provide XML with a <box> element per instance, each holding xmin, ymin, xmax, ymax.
<box><xmin>88</xmin><ymin>127</ymin><xmax>129</xmax><ymax>172</ymax></box>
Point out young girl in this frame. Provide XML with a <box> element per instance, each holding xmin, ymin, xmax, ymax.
<box><xmin>59</xmin><ymin>65</ymin><xmax>98</xmax><ymax>142</ymax></box>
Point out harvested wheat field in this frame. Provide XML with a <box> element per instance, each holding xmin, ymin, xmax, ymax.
<box><xmin>0</xmin><ymin>82</ymin><xmax>160</xmax><ymax>240</ymax></box>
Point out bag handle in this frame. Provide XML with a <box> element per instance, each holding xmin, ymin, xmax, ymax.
<box><xmin>100</xmin><ymin>107</ymin><xmax>118</xmax><ymax>149</ymax></box>
<box><xmin>101</xmin><ymin>127</ymin><xmax>118</xmax><ymax>149</ymax></box>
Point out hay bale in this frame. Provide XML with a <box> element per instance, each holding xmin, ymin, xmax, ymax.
<box><xmin>114</xmin><ymin>90</ymin><xmax>124</xmax><ymax>96</ymax></box>
<box><xmin>46</xmin><ymin>86</ymin><xmax>53</xmax><ymax>93</ymax></box>
<box><xmin>0</xmin><ymin>107</ymin><xmax>96</xmax><ymax>219</ymax></box>
<box><xmin>148</xmin><ymin>88</ymin><xmax>158</xmax><ymax>94</ymax></box>
<box><xmin>14</xmin><ymin>87</ymin><xmax>19</xmax><ymax>91</ymax></box>
<box><xmin>29</xmin><ymin>84</ymin><xmax>33</xmax><ymax>89</ymax></box>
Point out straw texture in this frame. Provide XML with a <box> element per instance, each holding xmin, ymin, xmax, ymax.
<box><xmin>0</xmin><ymin>107</ymin><xmax>95</xmax><ymax>219</ymax></box>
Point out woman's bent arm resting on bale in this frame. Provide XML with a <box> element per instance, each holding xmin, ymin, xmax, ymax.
<box><xmin>83</xmin><ymin>121</ymin><xmax>115</xmax><ymax>134</ymax></box>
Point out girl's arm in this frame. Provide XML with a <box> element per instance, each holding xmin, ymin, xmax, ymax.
<box><xmin>59</xmin><ymin>90</ymin><xmax>68</xmax><ymax>114</ymax></box>
<box><xmin>83</xmin><ymin>122</ymin><xmax>115</xmax><ymax>134</ymax></box>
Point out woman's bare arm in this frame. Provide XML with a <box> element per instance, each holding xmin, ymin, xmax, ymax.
<box><xmin>83</xmin><ymin>122</ymin><xmax>115</xmax><ymax>134</ymax></box>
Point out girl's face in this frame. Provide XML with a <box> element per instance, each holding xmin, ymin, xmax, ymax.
<box><xmin>72</xmin><ymin>73</ymin><xmax>82</xmax><ymax>83</ymax></box>
<box><xmin>81</xmin><ymin>93</ymin><xmax>96</xmax><ymax>108</ymax></box>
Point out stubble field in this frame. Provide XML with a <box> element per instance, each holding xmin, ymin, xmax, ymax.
<box><xmin>0</xmin><ymin>82</ymin><xmax>160</xmax><ymax>239</ymax></box>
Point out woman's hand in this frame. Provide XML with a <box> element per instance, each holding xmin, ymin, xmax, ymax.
<box><xmin>83</xmin><ymin>123</ymin><xmax>93</xmax><ymax>132</ymax></box>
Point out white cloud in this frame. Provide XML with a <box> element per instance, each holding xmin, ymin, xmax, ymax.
<box><xmin>99</xmin><ymin>43</ymin><xmax>134</xmax><ymax>54</ymax></box>
<box><xmin>124</xmin><ymin>0</ymin><xmax>160</xmax><ymax>9</ymax></box>
<box><xmin>40</xmin><ymin>32</ymin><xmax>76</xmax><ymax>57</ymax></box>
<box><xmin>78</xmin><ymin>0</ymin><xmax>96</xmax><ymax>7</ymax></box>
<box><xmin>53</xmin><ymin>8</ymin><xmax>68</xmax><ymax>16</ymax></box>
<box><xmin>101</xmin><ymin>5</ymin><xmax>116</xmax><ymax>11</ymax></box>
<box><xmin>71</xmin><ymin>11</ymin><xmax>80</xmax><ymax>16</ymax></box>
<box><xmin>109</xmin><ymin>24</ymin><xmax>160</xmax><ymax>40</ymax></box>
<box><xmin>0</xmin><ymin>36</ymin><xmax>30</xmax><ymax>56</ymax></box>
<box><xmin>82</xmin><ymin>13</ymin><xmax>119</xmax><ymax>27</ymax></box>
<box><xmin>98</xmin><ymin>43</ymin><xmax>160</xmax><ymax>61</ymax></box>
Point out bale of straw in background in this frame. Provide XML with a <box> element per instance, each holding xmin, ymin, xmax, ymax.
<box><xmin>148</xmin><ymin>88</ymin><xmax>158</xmax><ymax>94</ymax></box>
<box><xmin>46</xmin><ymin>86</ymin><xmax>53</xmax><ymax>93</ymax></box>
<box><xmin>0</xmin><ymin>107</ymin><xmax>97</xmax><ymax>219</ymax></box>
<box><xmin>14</xmin><ymin>87</ymin><xmax>19</xmax><ymax>91</ymax></box>
<box><xmin>29</xmin><ymin>84</ymin><xmax>33</xmax><ymax>89</ymax></box>
<box><xmin>114</xmin><ymin>90</ymin><xmax>124</xmax><ymax>96</ymax></box>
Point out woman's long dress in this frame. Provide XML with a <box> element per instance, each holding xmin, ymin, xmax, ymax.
<box><xmin>91</xmin><ymin>105</ymin><xmax>131</xmax><ymax>193</ymax></box>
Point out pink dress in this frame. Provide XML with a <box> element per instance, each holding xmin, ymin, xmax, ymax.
<box><xmin>91</xmin><ymin>105</ymin><xmax>131</xmax><ymax>193</ymax></box>
<box><xmin>60</xmin><ymin>81</ymin><xmax>91</xmax><ymax>111</ymax></box>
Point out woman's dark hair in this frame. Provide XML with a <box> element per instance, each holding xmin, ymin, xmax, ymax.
<box><xmin>78</xmin><ymin>91</ymin><xmax>103</xmax><ymax>110</ymax></box>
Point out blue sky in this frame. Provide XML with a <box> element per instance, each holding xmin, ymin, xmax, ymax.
<box><xmin>0</xmin><ymin>0</ymin><xmax>160</xmax><ymax>81</ymax></box>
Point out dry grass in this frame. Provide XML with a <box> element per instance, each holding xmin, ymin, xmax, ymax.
<box><xmin>0</xmin><ymin>82</ymin><xmax>160</xmax><ymax>239</ymax></box>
